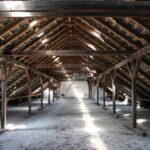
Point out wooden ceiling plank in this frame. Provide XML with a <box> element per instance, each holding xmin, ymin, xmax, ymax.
<box><xmin>0</xmin><ymin>1</ymin><xmax>150</xmax><ymax>17</ymax></box>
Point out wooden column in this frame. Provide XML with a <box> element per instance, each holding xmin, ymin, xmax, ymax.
<box><xmin>0</xmin><ymin>61</ymin><xmax>8</xmax><ymax>129</ymax></box>
<box><xmin>48</xmin><ymin>78</ymin><xmax>51</xmax><ymax>104</ymax></box>
<box><xmin>88</xmin><ymin>80</ymin><xmax>91</xmax><ymax>99</ymax></box>
<box><xmin>25</xmin><ymin>69</ymin><xmax>32</xmax><ymax>115</ymax></box>
<box><xmin>90</xmin><ymin>82</ymin><xmax>92</xmax><ymax>99</ymax></box>
<box><xmin>127</xmin><ymin>58</ymin><xmax>141</xmax><ymax>128</ymax></box>
<box><xmin>53</xmin><ymin>89</ymin><xmax>55</xmax><ymax>102</ymax></box>
<box><xmin>1</xmin><ymin>80</ymin><xmax>7</xmax><ymax>129</ymax></box>
<box><xmin>96</xmin><ymin>85</ymin><xmax>99</xmax><ymax>104</ymax></box>
<box><xmin>112</xmin><ymin>70</ymin><xmax>117</xmax><ymax>114</ymax></box>
<box><xmin>96</xmin><ymin>77</ymin><xmax>100</xmax><ymax>104</ymax></box>
<box><xmin>90</xmin><ymin>82</ymin><xmax>93</xmax><ymax>99</ymax></box>
<box><xmin>40</xmin><ymin>76</ymin><xmax>44</xmax><ymax>108</ymax></box>
<box><xmin>103</xmin><ymin>75</ymin><xmax>106</xmax><ymax>108</ymax></box>
<box><xmin>132</xmin><ymin>77</ymin><xmax>136</xmax><ymax>128</ymax></box>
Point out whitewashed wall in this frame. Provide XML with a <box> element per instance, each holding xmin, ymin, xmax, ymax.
<box><xmin>44</xmin><ymin>89</ymin><xmax>54</xmax><ymax>103</ymax></box>
<box><xmin>60</xmin><ymin>81</ymin><xmax>89</xmax><ymax>98</ymax></box>
<box><xmin>92</xmin><ymin>85</ymin><xmax>107</xmax><ymax>103</ymax></box>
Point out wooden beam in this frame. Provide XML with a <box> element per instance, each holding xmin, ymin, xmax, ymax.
<box><xmin>0</xmin><ymin>54</ymin><xmax>56</xmax><ymax>80</ymax></box>
<box><xmin>98</xmin><ymin>44</ymin><xmax>150</xmax><ymax>81</ymax></box>
<box><xmin>1</xmin><ymin>80</ymin><xmax>7</xmax><ymax>129</ymax></box>
<box><xmin>0</xmin><ymin>1</ymin><xmax>150</xmax><ymax>17</ymax></box>
<box><xmin>96</xmin><ymin>84</ymin><xmax>99</xmax><ymax>104</ymax></box>
<box><xmin>111</xmin><ymin>70</ymin><xmax>117</xmax><ymax>114</ymax></box>
<box><xmin>5</xmin><ymin>50</ymin><xmax>133</xmax><ymax>57</ymax></box>
<box><xmin>53</xmin><ymin>89</ymin><xmax>55</xmax><ymax>102</ymax></box>
<box><xmin>36</xmin><ymin>63</ymin><xmax>105</xmax><ymax>69</ymax></box>
<box><xmin>40</xmin><ymin>76</ymin><xmax>44</xmax><ymax>108</ymax></box>
<box><xmin>128</xmin><ymin>58</ymin><xmax>141</xmax><ymax>128</ymax></box>
<box><xmin>25</xmin><ymin>69</ymin><xmax>32</xmax><ymax>115</ymax></box>
<box><xmin>48</xmin><ymin>78</ymin><xmax>51</xmax><ymax>104</ymax></box>
<box><xmin>88</xmin><ymin>80</ymin><xmax>92</xmax><ymax>99</ymax></box>
<box><xmin>132</xmin><ymin>75</ymin><xmax>137</xmax><ymax>128</ymax></box>
<box><xmin>103</xmin><ymin>75</ymin><xmax>106</xmax><ymax>108</ymax></box>
<box><xmin>1</xmin><ymin>61</ymin><xmax>8</xmax><ymax>129</ymax></box>
<box><xmin>96</xmin><ymin>78</ymin><xmax>100</xmax><ymax>104</ymax></box>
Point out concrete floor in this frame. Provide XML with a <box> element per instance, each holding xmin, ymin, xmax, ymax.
<box><xmin>99</xmin><ymin>99</ymin><xmax>150</xmax><ymax>133</ymax></box>
<box><xmin>0</xmin><ymin>98</ymin><xmax>150</xmax><ymax>150</ymax></box>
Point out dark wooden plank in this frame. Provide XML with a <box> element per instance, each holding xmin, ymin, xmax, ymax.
<box><xmin>6</xmin><ymin>50</ymin><xmax>134</xmax><ymax>56</ymax></box>
<box><xmin>0</xmin><ymin>1</ymin><xmax>150</xmax><ymax>17</ymax></box>
<box><xmin>36</xmin><ymin>63</ymin><xmax>105</xmax><ymax>69</ymax></box>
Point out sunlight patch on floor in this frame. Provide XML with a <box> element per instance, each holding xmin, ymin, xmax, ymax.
<box><xmin>72</xmin><ymin>86</ymin><xmax>107</xmax><ymax>150</ymax></box>
<box><xmin>6</xmin><ymin>123</ymin><xmax>26</xmax><ymax>131</ymax></box>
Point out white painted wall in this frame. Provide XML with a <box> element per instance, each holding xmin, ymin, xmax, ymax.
<box><xmin>60</xmin><ymin>81</ymin><xmax>89</xmax><ymax>98</ymax></box>
<box><xmin>44</xmin><ymin>89</ymin><xmax>54</xmax><ymax>103</ymax></box>
<box><xmin>92</xmin><ymin>85</ymin><xmax>107</xmax><ymax>103</ymax></box>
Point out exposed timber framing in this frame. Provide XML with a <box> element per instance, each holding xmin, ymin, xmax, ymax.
<box><xmin>88</xmin><ymin>80</ymin><xmax>92</xmax><ymax>99</ymax></box>
<box><xmin>127</xmin><ymin>58</ymin><xmax>142</xmax><ymax>128</ymax></box>
<box><xmin>53</xmin><ymin>89</ymin><xmax>55</xmax><ymax>103</ymax></box>
<box><xmin>36</xmin><ymin>64</ymin><xmax>105</xmax><ymax>69</ymax></box>
<box><xmin>111</xmin><ymin>70</ymin><xmax>117</xmax><ymax>114</ymax></box>
<box><xmin>40</xmin><ymin>76</ymin><xmax>44</xmax><ymax>108</ymax></box>
<box><xmin>48</xmin><ymin>78</ymin><xmax>51</xmax><ymax>104</ymax></box>
<box><xmin>5</xmin><ymin>50</ymin><xmax>134</xmax><ymax>57</ymax></box>
<box><xmin>102</xmin><ymin>75</ymin><xmax>106</xmax><ymax>108</ymax></box>
<box><xmin>0</xmin><ymin>1</ymin><xmax>150</xmax><ymax>17</ymax></box>
<box><xmin>96</xmin><ymin>44</ymin><xmax>150</xmax><ymax>127</ymax></box>
<box><xmin>97</xmin><ymin>44</ymin><xmax>150</xmax><ymax>82</ymax></box>
<box><xmin>97</xmin><ymin>79</ymin><xmax>99</xmax><ymax>104</ymax></box>
<box><xmin>0</xmin><ymin>61</ymin><xmax>10</xmax><ymax>129</ymax></box>
<box><xmin>25</xmin><ymin>69</ymin><xmax>32</xmax><ymax>115</ymax></box>
<box><xmin>0</xmin><ymin>54</ymin><xmax>56</xmax><ymax>80</ymax></box>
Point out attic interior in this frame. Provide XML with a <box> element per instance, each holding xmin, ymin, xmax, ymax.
<box><xmin>0</xmin><ymin>1</ymin><xmax>150</xmax><ymax>150</ymax></box>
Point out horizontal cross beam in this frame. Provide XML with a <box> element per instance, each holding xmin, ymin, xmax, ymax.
<box><xmin>49</xmin><ymin>70</ymin><xmax>95</xmax><ymax>73</ymax></box>
<box><xmin>5</xmin><ymin>50</ymin><xmax>134</xmax><ymax>57</ymax></box>
<box><xmin>0</xmin><ymin>1</ymin><xmax>150</xmax><ymax>17</ymax></box>
<box><xmin>36</xmin><ymin>63</ymin><xmax>105</xmax><ymax>69</ymax></box>
<box><xmin>0</xmin><ymin>54</ymin><xmax>56</xmax><ymax>80</ymax></box>
<box><xmin>98</xmin><ymin>44</ymin><xmax>150</xmax><ymax>79</ymax></box>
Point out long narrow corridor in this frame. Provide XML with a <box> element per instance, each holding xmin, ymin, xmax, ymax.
<box><xmin>0</xmin><ymin>98</ymin><xmax>150</xmax><ymax>150</ymax></box>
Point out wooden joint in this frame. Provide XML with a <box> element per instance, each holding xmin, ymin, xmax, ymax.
<box><xmin>127</xmin><ymin>57</ymin><xmax>142</xmax><ymax>80</ymax></box>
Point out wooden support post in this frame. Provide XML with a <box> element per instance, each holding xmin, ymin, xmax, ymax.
<box><xmin>1</xmin><ymin>80</ymin><xmax>7</xmax><ymax>129</ymax></box>
<box><xmin>91</xmin><ymin>82</ymin><xmax>93</xmax><ymax>99</ymax></box>
<box><xmin>103</xmin><ymin>75</ymin><xmax>106</xmax><ymax>108</ymax></box>
<box><xmin>132</xmin><ymin>77</ymin><xmax>137</xmax><ymax>128</ymax></box>
<box><xmin>40</xmin><ymin>76</ymin><xmax>44</xmax><ymax>108</ymax></box>
<box><xmin>53</xmin><ymin>89</ymin><xmax>55</xmax><ymax>102</ymax></box>
<box><xmin>48</xmin><ymin>79</ymin><xmax>51</xmax><ymax>104</ymax></box>
<box><xmin>1</xmin><ymin>61</ymin><xmax>8</xmax><ymax>129</ymax></box>
<box><xmin>127</xmin><ymin>58</ymin><xmax>141</xmax><ymax>128</ymax></box>
<box><xmin>97</xmin><ymin>85</ymin><xmax>99</xmax><ymax>104</ymax></box>
<box><xmin>25</xmin><ymin>69</ymin><xmax>32</xmax><ymax>115</ymax></box>
<box><xmin>88</xmin><ymin>80</ymin><xmax>91</xmax><ymax>99</ymax></box>
<box><xmin>97</xmin><ymin>77</ymin><xmax>100</xmax><ymax>104</ymax></box>
<box><xmin>112</xmin><ymin>70</ymin><xmax>117</xmax><ymax>114</ymax></box>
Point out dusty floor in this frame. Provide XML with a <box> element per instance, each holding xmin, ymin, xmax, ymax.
<box><xmin>99</xmin><ymin>99</ymin><xmax>150</xmax><ymax>133</ymax></box>
<box><xmin>0</xmin><ymin>98</ymin><xmax>150</xmax><ymax>150</ymax></box>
